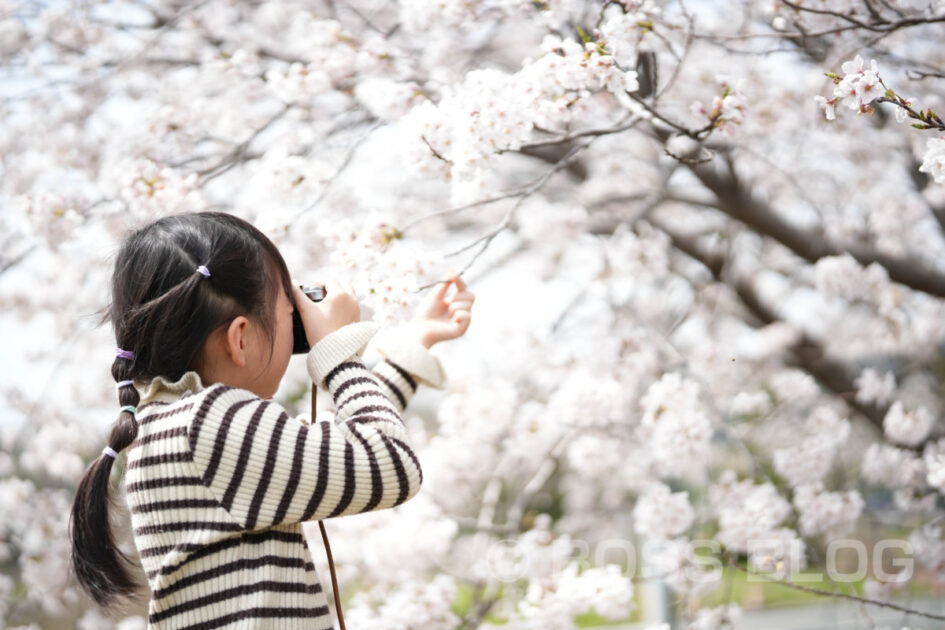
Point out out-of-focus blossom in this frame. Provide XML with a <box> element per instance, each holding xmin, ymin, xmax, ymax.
<box><xmin>883</xmin><ymin>401</ymin><xmax>934</xmax><ymax>447</ymax></box>
<box><xmin>919</xmin><ymin>137</ymin><xmax>945</xmax><ymax>184</ymax></box>
<box><xmin>855</xmin><ymin>368</ymin><xmax>897</xmax><ymax>406</ymax></box>
<box><xmin>633</xmin><ymin>483</ymin><xmax>695</xmax><ymax>539</ymax></box>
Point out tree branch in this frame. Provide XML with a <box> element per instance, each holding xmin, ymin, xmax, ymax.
<box><xmin>688</xmin><ymin>153</ymin><xmax>945</xmax><ymax>298</ymax></box>
<box><xmin>649</xmin><ymin>216</ymin><xmax>889</xmax><ymax>432</ymax></box>
<box><xmin>732</xmin><ymin>562</ymin><xmax>945</xmax><ymax>622</ymax></box>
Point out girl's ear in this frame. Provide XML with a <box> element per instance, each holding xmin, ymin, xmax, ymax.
<box><xmin>224</xmin><ymin>316</ymin><xmax>251</xmax><ymax>368</ymax></box>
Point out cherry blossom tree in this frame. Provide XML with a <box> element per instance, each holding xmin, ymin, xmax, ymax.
<box><xmin>3</xmin><ymin>0</ymin><xmax>945</xmax><ymax>627</ymax></box>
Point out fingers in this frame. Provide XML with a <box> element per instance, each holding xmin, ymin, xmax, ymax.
<box><xmin>321</xmin><ymin>277</ymin><xmax>341</xmax><ymax>293</ymax></box>
<box><xmin>449</xmin><ymin>272</ymin><xmax>466</xmax><ymax>293</ymax></box>
<box><xmin>437</xmin><ymin>271</ymin><xmax>466</xmax><ymax>294</ymax></box>
<box><xmin>437</xmin><ymin>271</ymin><xmax>473</xmax><ymax>301</ymax></box>
<box><xmin>430</xmin><ymin>272</ymin><xmax>465</xmax><ymax>302</ymax></box>
<box><xmin>433</xmin><ymin>278</ymin><xmax>452</xmax><ymax>299</ymax></box>
<box><xmin>446</xmin><ymin>289</ymin><xmax>475</xmax><ymax>310</ymax></box>
<box><xmin>322</xmin><ymin>277</ymin><xmax>355</xmax><ymax>297</ymax></box>
<box><xmin>452</xmin><ymin>310</ymin><xmax>471</xmax><ymax>331</ymax></box>
<box><xmin>448</xmin><ymin>300</ymin><xmax>473</xmax><ymax>316</ymax></box>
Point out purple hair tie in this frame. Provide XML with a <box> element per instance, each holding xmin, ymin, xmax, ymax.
<box><xmin>115</xmin><ymin>348</ymin><xmax>135</xmax><ymax>360</ymax></box>
<box><xmin>196</xmin><ymin>265</ymin><xmax>211</xmax><ymax>278</ymax></box>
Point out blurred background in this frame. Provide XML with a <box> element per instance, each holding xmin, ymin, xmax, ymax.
<box><xmin>3</xmin><ymin>0</ymin><xmax>945</xmax><ymax>628</ymax></box>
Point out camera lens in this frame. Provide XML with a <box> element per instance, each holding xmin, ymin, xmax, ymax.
<box><xmin>300</xmin><ymin>285</ymin><xmax>326</xmax><ymax>302</ymax></box>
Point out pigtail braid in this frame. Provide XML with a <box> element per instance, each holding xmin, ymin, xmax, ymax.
<box><xmin>69</xmin><ymin>355</ymin><xmax>142</xmax><ymax>608</ymax></box>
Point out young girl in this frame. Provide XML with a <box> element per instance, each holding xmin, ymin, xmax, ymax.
<box><xmin>70</xmin><ymin>211</ymin><xmax>475</xmax><ymax>629</ymax></box>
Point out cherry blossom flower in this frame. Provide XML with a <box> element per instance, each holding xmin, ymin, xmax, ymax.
<box><xmin>919</xmin><ymin>137</ymin><xmax>945</xmax><ymax>184</ymax></box>
<box><xmin>633</xmin><ymin>483</ymin><xmax>696</xmax><ymax>539</ymax></box>
<box><xmin>883</xmin><ymin>401</ymin><xmax>934</xmax><ymax>447</ymax></box>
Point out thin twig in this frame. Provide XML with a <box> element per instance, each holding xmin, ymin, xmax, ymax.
<box><xmin>422</xmin><ymin>140</ymin><xmax>592</xmax><ymax>286</ymax></box>
<box><xmin>400</xmin><ymin>117</ymin><xmax>642</xmax><ymax>236</ymax></box>
<box><xmin>286</xmin><ymin>120</ymin><xmax>384</xmax><ymax>227</ymax></box>
<box><xmin>732</xmin><ymin>563</ymin><xmax>945</xmax><ymax>622</ymax></box>
<box><xmin>198</xmin><ymin>104</ymin><xmax>292</xmax><ymax>181</ymax></box>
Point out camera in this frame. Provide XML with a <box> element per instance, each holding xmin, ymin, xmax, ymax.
<box><xmin>292</xmin><ymin>284</ymin><xmax>327</xmax><ymax>354</ymax></box>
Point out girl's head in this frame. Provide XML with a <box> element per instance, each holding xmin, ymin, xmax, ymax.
<box><xmin>71</xmin><ymin>211</ymin><xmax>295</xmax><ymax>608</ymax></box>
<box><xmin>110</xmin><ymin>210</ymin><xmax>295</xmax><ymax>390</ymax></box>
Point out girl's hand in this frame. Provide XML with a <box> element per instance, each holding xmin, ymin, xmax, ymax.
<box><xmin>292</xmin><ymin>278</ymin><xmax>360</xmax><ymax>346</ymax></box>
<box><xmin>410</xmin><ymin>272</ymin><xmax>475</xmax><ymax>348</ymax></box>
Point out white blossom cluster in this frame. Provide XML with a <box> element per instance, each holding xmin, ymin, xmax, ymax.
<box><xmin>638</xmin><ymin>373</ymin><xmax>714</xmax><ymax>480</ymax></box>
<box><xmin>919</xmin><ymin>137</ymin><xmax>945</xmax><ymax>184</ymax></box>
<box><xmin>861</xmin><ymin>442</ymin><xmax>926</xmax><ymax>488</ymax></box>
<box><xmin>17</xmin><ymin>193</ymin><xmax>87</xmax><ymax>249</ymax></box>
<box><xmin>400</xmin><ymin>29</ymin><xmax>638</xmax><ymax>203</ymax></box>
<box><xmin>854</xmin><ymin>368</ymin><xmax>897</xmax><ymax>406</ymax></box>
<box><xmin>345</xmin><ymin>574</ymin><xmax>461</xmax><ymax>630</ymax></box>
<box><xmin>547</xmin><ymin>368</ymin><xmax>629</xmax><ymax>429</ymax></box>
<box><xmin>421</xmin><ymin>380</ymin><xmax>516</xmax><ymax>513</ymax></box>
<box><xmin>772</xmin><ymin>407</ymin><xmax>850</xmax><ymax>487</ymax></box>
<box><xmin>815</xmin><ymin>55</ymin><xmax>887</xmax><ymax>120</ymax></box>
<box><xmin>484</xmin><ymin>562</ymin><xmax>634</xmax><ymax>630</ymax></box>
<box><xmin>792</xmin><ymin>483</ymin><xmax>864</xmax><ymax>538</ymax></box>
<box><xmin>641</xmin><ymin>537</ymin><xmax>723</xmax><ymax>596</ymax></box>
<box><xmin>7</xmin><ymin>0</ymin><xmax>945</xmax><ymax>626</ymax></box>
<box><xmin>925</xmin><ymin>439</ymin><xmax>945</xmax><ymax>494</ymax></box>
<box><xmin>633</xmin><ymin>483</ymin><xmax>695</xmax><ymax>540</ymax></box>
<box><xmin>814</xmin><ymin>254</ymin><xmax>891</xmax><ymax>305</ymax></box>
<box><xmin>112</xmin><ymin>158</ymin><xmax>206</xmax><ymax>220</ymax></box>
<box><xmin>313</xmin><ymin>214</ymin><xmax>446</xmax><ymax>325</ymax></box>
<box><xmin>861</xmin><ymin>437</ymin><xmax>945</xmax><ymax>514</ymax></box>
<box><xmin>308</xmin><ymin>493</ymin><xmax>459</xmax><ymax>587</ymax></box>
<box><xmin>690</xmin><ymin>75</ymin><xmax>747</xmax><ymax>133</ymax></box>
<box><xmin>710</xmin><ymin>473</ymin><xmax>806</xmax><ymax>574</ymax></box>
<box><xmin>908</xmin><ymin>524</ymin><xmax>945</xmax><ymax>573</ymax></box>
<box><xmin>883</xmin><ymin>401</ymin><xmax>935</xmax><ymax>447</ymax></box>
<box><xmin>599</xmin><ymin>2</ymin><xmax>662</xmax><ymax>61</ymax></box>
<box><xmin>767</xmin><ymin>369</ymin><xmax>821</xmax><ymax>404</ymax></box>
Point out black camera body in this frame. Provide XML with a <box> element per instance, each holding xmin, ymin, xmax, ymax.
<box><xmin>292</xmin><ymin>285</ymin><xmax>327</xmax><ymax>354</ymax></box>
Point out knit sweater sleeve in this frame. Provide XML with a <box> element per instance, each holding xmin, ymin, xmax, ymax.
<box><xmin>187</xmin><ymin>321</ymin><xmax>423</xmax><ymax>529</ymax></box>
<box><xmin>369</xmin><ymin>324</ymin><xmax>448</xmax><ymax>398</ymax></box>
<box><xmin>332</xmin><ymin>328</ymin><xmax>445</xmax><ymax>426</ymax></box>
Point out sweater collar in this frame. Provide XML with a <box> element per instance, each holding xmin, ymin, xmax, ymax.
<box><xmin>139</xmin><ymin>370</ymin><xmax>208</xmax><ymax>406</ymax></box>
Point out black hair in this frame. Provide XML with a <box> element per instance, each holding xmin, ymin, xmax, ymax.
<box><xmin>69</xmin><ymin>211</ymin><xmax>294</xmax><ymax>609</ymax></box>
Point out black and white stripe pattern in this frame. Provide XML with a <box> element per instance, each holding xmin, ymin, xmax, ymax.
<box><xmin>124</xmin><ymin>355</ymin><xmax>424</xmax><ymax>629</ymax></box>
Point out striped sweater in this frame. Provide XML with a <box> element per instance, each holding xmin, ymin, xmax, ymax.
<box><xmin>123</xmin><ymin>321</ymin><xmax>445</xmax><ymax>629</ymax></box>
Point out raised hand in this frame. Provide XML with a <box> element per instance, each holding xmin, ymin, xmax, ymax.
<box><xmin>410</xmin><ymin>272</ymin><xmax>475</xmax><ymax>348</ymax></box>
